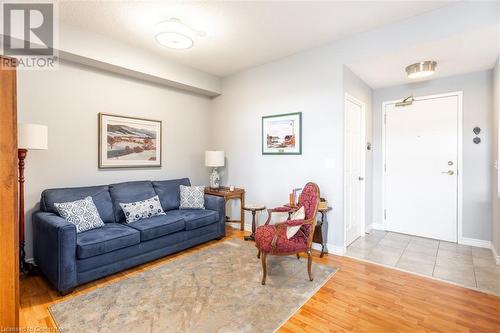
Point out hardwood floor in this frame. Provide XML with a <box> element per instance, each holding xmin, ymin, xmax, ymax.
<box><xmin>21</xmin><ymin>228</ymin><xmax>500</xmax><ymax>332</ymax></box>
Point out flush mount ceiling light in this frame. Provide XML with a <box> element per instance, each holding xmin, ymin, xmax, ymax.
<box><xmin>155</xmin><ymin>18</ymin><xmax>205</xmax><ymax>50</ymax></box>
<box><xmin>156</xmin><ymin>32</ymin><xmax>193</xmax><ymax>49</ymax></box>
<box><xmin>405</xmin><ymin>61</ymin><xmax>437</xmax><ymax>79</ymax></box>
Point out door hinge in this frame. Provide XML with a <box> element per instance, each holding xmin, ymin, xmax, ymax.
<box><xmin>384</xmin><ymin>163</ymin><xmax>387</xmax><ymax>172</ymax></box>
<box><xmin>384</xmin><ymin>114</ymin><xmax>387</xmax><ymax>125</ymax></box>
<box><xmin>384</xmin><ymin>209</ymin><xmax>387</xmax><ymax>220</ymax></box>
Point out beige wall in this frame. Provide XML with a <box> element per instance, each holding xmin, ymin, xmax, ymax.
<box><xmin>17</xmin><ymin>60</ymin><xmax>214</xmax><ymax>260</ymax></box>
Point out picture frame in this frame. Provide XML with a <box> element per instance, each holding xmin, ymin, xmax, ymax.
<box><xmin>98</xmin><ymin>113</ymin><xmax>162</xmax><ymax>168</ymax></box>
<box><xmin>262</xmin><ymin>112</ymin><xmax>302</xmax><ymax>155</ymax></box>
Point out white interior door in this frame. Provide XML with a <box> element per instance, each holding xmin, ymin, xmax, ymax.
<box><xmin>345</xmin><ymin>95</ymin><xmax>365</xmax><ymax>246</ymax></box>
<box><xmin>384</xmin><ymin>93</ymin><xmax>460</xmax><ymax>242</ymax></box>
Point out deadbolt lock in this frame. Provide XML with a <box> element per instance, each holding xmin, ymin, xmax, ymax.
<box><xmin>448</xmin><ymin>161</ymin><xmax>454</xmax><ymax>166</ymax></box>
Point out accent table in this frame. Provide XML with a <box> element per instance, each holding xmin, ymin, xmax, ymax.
<box><xmin>315</xmin><ymin>206</ymin><xmax>332</xmax><ymax>258</ymax></box>
<box><xmin>205</xmin><ymin>186</ymin><xmax>245</xmax><ymax>231</ymax></box>
<box><xmin>243</xmin><ymin>205</ymin><xmax>266</xmax><ymax>241</ymax></box>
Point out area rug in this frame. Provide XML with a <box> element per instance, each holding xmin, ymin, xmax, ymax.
<box><xmin>49</xmin><ymin>239</ymin><xmax>336</xmax><ymax>333</ymax></box>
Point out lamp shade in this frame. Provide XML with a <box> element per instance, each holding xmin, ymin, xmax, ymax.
<box><xmin>18</xmin><ymin>123</ymin><xmax>48</xmax><ymax>150</ymax></box>
<box><xmin>205</xmin><ymin>150</ymin><xmax>224</xmax><ymax>167</ymax></box>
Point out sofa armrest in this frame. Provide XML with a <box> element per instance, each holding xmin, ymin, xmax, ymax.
<box><xmin>204</xmin><ymin>194</ymin><xmax>226</xmax><ymax>237</ymax></box>
<box><xmin>32</xmin><ymin>211</ymin><xmax>77</xmax><ymax>292</ymax></box>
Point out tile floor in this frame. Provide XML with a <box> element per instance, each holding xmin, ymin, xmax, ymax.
<box><xmin>346</xmin><ymin>230</ymin><xmax>500</xmax><ymax>296</ymax></box>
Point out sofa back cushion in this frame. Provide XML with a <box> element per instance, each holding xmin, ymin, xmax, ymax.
<box><xmin>41</xmin><ymin>185</ymin><xmax>115</xmax><ymax>223</ymax></box>
<box><xmin>152</xmin><ymin>178</ymin><xmax>191</xmax><ymax>211</ymax></box>
<box><xmin>109</xmin><ymin>181</ymin><xmax>157</xmax><ymax>222</ymax></box>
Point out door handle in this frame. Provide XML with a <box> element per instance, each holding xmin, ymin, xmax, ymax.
<box><xmin>441</xmin><ymin>170</ymin><xmax>454</xmax><ymax>175</ymax></box>
<box><xmin>358</xmin><ymin>177</ymin><xmax>364</xmax><ymax>181</ymax></box>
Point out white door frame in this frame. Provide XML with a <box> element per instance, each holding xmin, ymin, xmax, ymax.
<box><xmin>344</xmin><ymin>93</ymin><xmax>366</xmax><ymax>248</ymax></box>
<box><xmin>380</xmin><ymin>91</ymin><xmax>463</xmax><ymax>243</ymax></box>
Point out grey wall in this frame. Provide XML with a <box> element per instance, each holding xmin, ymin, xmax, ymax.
<box><xmin>211</xmin><ymin>2</ymin><xmax>498</xmax><ymax>251</ymax></box>
<box><xmin>17</xmin><ymin>60</ymin><xmax>214</xmax><ymax>260</ymax></box>
<box><xmin>372</xmin><ymin>70</ymin><xmax>493</xmax><ymax>241</ymax></box>
<box><xmin>493</xmin><ymin>57</ymin><xmax>500</xmax><ymax>255</ymax></box>
<box><xmin>212</xmin><ymin>49</ymin><xmax>345</xmax><ymax>251</ymax></box>
<box><xmin>17</xmin><ymin>2</ymin><xmax>498</xmax><ymax>259</ymax></box>
<box><xmin>343</xmin><ymin>66</ymin><xmax>373</xmax><ymax>228</ymax></box>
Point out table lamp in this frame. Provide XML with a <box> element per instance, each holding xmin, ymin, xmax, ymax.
<box><xmin>205</xmin><ymin>151</ymin><xmax>224</xmax><ymax>189</ymax></box>
<box><xmin>18</xmin><ymin>123</ymin><xmax>48</xmax><ymax>274</ymax></box>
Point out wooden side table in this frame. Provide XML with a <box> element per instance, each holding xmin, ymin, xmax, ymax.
<box><xmin>243</xmin><ymin>205</ymin><xmax>266</xmax><ymax>241</ymax></box>
<box><xmin>205</xmin><ymin>187</ymin><xmax>245</xmax><ymax>230</ymax></box>
<box><xmin>315</xmin><ymin>206</ymin><xmax>332</xmax><ymax>258</ymax></box>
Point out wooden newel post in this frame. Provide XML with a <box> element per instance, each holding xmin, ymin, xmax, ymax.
<box><xmin>0</xmin><ymin>54</ymin><xmax>20</xmax><ymax>329</ymax></box>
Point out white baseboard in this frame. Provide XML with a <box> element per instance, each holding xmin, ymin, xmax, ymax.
<box><xmin>312</xmin><ymin>242</ymin><xmax>345</xmax><ymax>256</ymax></box>
<box><xmin>370</xmin><ymin>223</ymin><xmax>386</xmax><ymax>231</ymax></box>
<box><xmin>227</xmin><ymin>223</ymin><xmax>252</xmax><ymax>232</ymax></box>
<box><xmin>492</xmin><ymin>244</ymin><xmax>500</xmax><ymax>265</ymax></box>
<box><xmin>365</xmin><ymin>224</ymin><xmax>373</xmax><ymax>232</ymax></box>
<box><xmin>460</xmin><ymin>237</ymin><xmax>491</xmax><ymax>249</ymax></box>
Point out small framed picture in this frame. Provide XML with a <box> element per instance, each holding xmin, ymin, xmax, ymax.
<box><xmin>98</xmin><ymin>113</ymin><xmax>162</xmax><ymax>168</ymax></box>
<box><xmin>262</xmin><ymin>112</ymin><xmax>302</xmax><ymax>155</ymax></box>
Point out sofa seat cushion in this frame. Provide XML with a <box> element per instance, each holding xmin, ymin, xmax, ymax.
<box><xmin>126</xmin><ymin>214</ymin><xmax>185</xmax><ymax>241</ymax></box>
<box><xmin>76</xmin><ymin>223</ymin><xmax>140</xmax><ymax>259</ymax></box>
<box><xmin>169</xmin><ymin>209</ymin><xmax>219</xmax><ymax>230</ymax></box>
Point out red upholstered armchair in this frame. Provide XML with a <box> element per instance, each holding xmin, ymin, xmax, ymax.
<box><xmin>255</xmin><ymin>182</ymin><xmax>320</xmax><ymax>285</ymax></box>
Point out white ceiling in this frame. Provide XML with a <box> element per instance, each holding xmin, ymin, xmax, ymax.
<box><xmin>59</xmin><ymin>1</ymin><xmax>449</xmax><ymax>77</ymax></box>
<box><xmin>347</xmin><ymin>25</ymin><xmax>500</xmax><ymax>89</ymax></box>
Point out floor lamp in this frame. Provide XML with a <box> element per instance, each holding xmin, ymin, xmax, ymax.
<box><xmin>18</xmin><ymin>123</ymin><xmax>48</xmax><ymax>275</ymax></box>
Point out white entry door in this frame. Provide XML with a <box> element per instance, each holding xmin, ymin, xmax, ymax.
<box><xmin>384</xmin><ymin>93</ymin><xmax>461</xmax><ymax>242</ymax></box>
<box><xmin>345</xmin><ymin>94</ymin><xmax>365</xmax><ymax>246</ymax></box>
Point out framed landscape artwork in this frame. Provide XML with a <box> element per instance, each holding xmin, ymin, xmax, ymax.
<box><xmin>262</xmin><ymin>112</ymin><xmax>302</xmax><ymax>155</ymax></box>
<box><xmin>98</xmin><ymin>113</ymin><xmax>162</xmax><ymax>168</ymax></box>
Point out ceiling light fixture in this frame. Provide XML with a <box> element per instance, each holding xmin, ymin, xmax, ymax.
<box><xmin>155</xmin><ymin>18</ymin><xmax>205</xmax><ymax>50</ymax></box>
<box><xmin>405</xmin><ymin>61</ymin><xmax>437</xmax><ymax>79</ymax></box>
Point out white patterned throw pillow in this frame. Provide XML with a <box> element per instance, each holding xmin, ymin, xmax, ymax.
<box><xmin>179</xmin><ymin>185</ymin><xmax>205</xmax><ymax>209</ymax></box>
<box><xmin>286</xmin><ymin>206</ymin><xmax>305</xmax><ymax>239</ymax></box>
<box><xmin>119</xmin><ymin>195</ymin><xmax>166</xmax><ymax>223</ymax></box>
<box><xmin>54</xmin><ymin>196</ymin><xmax>105</xmax><ymax>233</ymax></box>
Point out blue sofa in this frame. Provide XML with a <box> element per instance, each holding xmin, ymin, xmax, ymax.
<box><xmin>32</xmin><ymin>178</ymin><xmax>225</xmax><ymax>294</ymax></box>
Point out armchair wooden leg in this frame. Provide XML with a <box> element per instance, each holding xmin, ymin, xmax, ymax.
<box><xmin>261</xmin><ymin>253</ymin><xmax>267</xmax><ymax>285</ymax></box>
<box><xmin>307</xmin><ymin>249</ymin><xmax>313</xmax><ymax>282</ymax></box>
<box><xmin>257</xmin><ymin>250</ymin><xmax>261</xmax><ymax>259</ymax></box>
<box><xmin>296</xmin><ymin>253</ymin><xmax>300</xmax><ymax>260</ymax></box>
